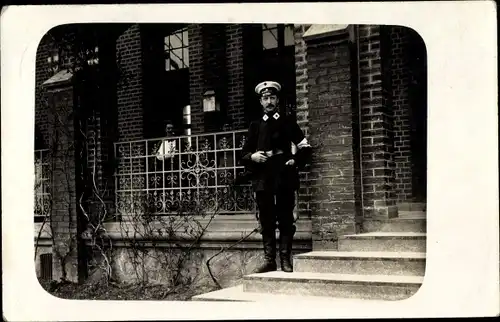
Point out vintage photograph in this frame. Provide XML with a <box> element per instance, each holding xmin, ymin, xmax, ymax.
<box><xmin>33</xmin><ymin>22</ymin><xmax>428</xmax><ymax>302</ymax></box>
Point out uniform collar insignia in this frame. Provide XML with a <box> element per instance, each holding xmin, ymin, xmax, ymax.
<box><xmin>262</xmin><ymin>114</ymin><xmax>269</xmax><ymax>121</ymax></box>
<box><xmin>273</xmin><ymin>112</ymin><xmax>280</xmax><ymax>120</ymax></box>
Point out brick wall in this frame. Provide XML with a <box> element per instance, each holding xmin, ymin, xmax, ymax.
<box><xmin>294</xmin><ymin>24</ymin><xmax>311</xmax><ymax>137</ymax></box>
<box><xmin>358</xmin><ymin>25</ymin><xmax>397</xmax><ymax>218</ymax></box>
<box><xmin>225</xmin><ymin>24</ymin><xmax>246</xmax><ymax>130</ymax></box>
<box><xmin>202</xmin><ymin>24</ymin><xmax>227</xmax><ymax>132</ymax></box>
<box><xmin>188</xmin><ymin>24</ymin><xmax>205</xmax><ymax>134</ymax></box>
<box><xmin>115</xmin><ymin>25</ymin><xmax>146</xmax><ymax>194</ymax></box>
<box><xmin>294</xmin><ymin>24</ymin><xmax>312</xmax><ymax>218</ymax></box>
<box><xmin>305</xmin><ymin>31</ymin><xmax>358</xmax><ymax>250</ymax></box>
<box><xmin>44</xmin><ymin>85</ymin><xmax>83</xmax><ymax>283</ymax></box>
<box><xmin>116</xmin><ymin>24</ymin><xmax>144</xmax><ymax>142</ymax></box>
<box><xmin>83</xmin><ymin>37</ymin><xmax>118</xmax><ymax>215</ymax></box>
<box><xmin>389</xmin><ymin>26</ymin><xmax>413</xmax><ymax>203</ymax></box>
<box><xmin>35</xmin><ymin>35</ymin><xmax>53</xmax><ymax>148</ymax></box>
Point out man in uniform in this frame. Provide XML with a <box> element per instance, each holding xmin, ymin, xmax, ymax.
<box><xmin>241</xmin><ymin>81</ymin><xmax>312</xmax><ymax>273</ymax></box>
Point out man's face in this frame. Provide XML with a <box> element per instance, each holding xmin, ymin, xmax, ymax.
<box><xmin>260</xmin><ymin>94</ymin><xmax>279</xmax><ymax>113</ymax></box>
<box><xmin>166</xmin><ymin>124</ymin><xmax>174</xmax><ymax>135</ymax></box>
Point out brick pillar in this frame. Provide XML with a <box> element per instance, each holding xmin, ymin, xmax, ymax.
<box><xmin>115</xmin><ymin>24</ymin><xmax>146</xmax><ymax>212</ymax></box>
<box><xmin>294</xmin><ymin>24</ymin><xmax>312</xmax><ymax>219</ymax></box>
<box><xmin>358</xmin><ymin>25</ymin><xmax>398</xmax><ymax>219</ymax></box>
<box><xmin>188</xmin><ymin>24</ymin><xmax>204</xmax><ymax>134</ymax></box>
<box><xmin>389</xmin><ymin>26</ymin><xmax>413</xmax><ymax>203</ymax></box>
<box><xmin>202</xmin><ymin>24</ymin><xmax>227</xmax><ymax>132</ymax></box>
<box><xmin>43</xmin><ymin>82</ymin><xmax>86</xmax><ymax>283</ymax></box>
<box><xmin>226</xmin><ymin>24</ymin><xmax>245</xmax><ymax>130</ymax></box>
<box><xmin>35</xmin><ymin>35</ymin><xmax>53</xmax><ymax>148</ymax></box>
<box><xmin>305</xmin><ymin>27</ymin><xmax>360</xmax><ymax>250</ymax></box>
<box><xmin>116</xmin><ymin>24</ymin><xmax>144</xmax><ymax>142</ymax></box>
<box><xmin>84</xmin><ymin>37</ymin><xmax>118</xmax><ymax>217</ymax></box>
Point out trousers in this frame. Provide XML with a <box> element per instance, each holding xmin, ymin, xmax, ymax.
<box><xmin>256</xmin><ymin>189</ymin><xmax>296</xmax><ymax>237</ymax></box>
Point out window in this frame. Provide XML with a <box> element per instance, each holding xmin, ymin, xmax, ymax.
<box><xmin>164</xmin><ymin>28</ymin><xmax>189</xmax><ymax>71</ymax></box>
<box><xmin>258</xmin><ymin>24</ymin><xmax>297</xmax><ymax>116</ymax></box>
<box><xmin>262</xmin><ymin>24</ymin><xmax>294</xmax><ymax>50</ymax></box>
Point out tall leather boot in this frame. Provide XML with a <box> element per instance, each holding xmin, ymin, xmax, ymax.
<box><xmin>279</xmin><ymin>225</ymin><xmax>296</xmax><ymax>273</ymax></box>
<box><xmin>254</xmin><ymin>231</ymin><xmax>277</xmax><ymax>273</ymax></box>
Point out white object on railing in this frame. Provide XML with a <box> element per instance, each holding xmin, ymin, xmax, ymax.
<box><xmin>156</xmin><ymin>139</ymin><xmax>176</xmax><ymax>161</ymax></box>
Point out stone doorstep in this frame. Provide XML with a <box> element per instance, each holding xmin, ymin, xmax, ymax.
<box><xmin>244</xmin><ymin>271</ymin><xmax>424</xmax><ymax>286</ymax></box>
<box><xmin>338</xmin><ymin>232</ymin><xmax>427</xmax><ymax>253</ymax></box>
<box><xmin>397</xmin><ymin>203</ymin><xmax>426</xmax><ymax>212</ymax></box>
<box><xmin>191</xmin><ymin>284</ymin><xmax>390</xmax><ymax>303</ymax></box>
<box><xmin>397</xmin><ymin>211</ymin><xmax>427</xmax><ymax>220</ymax></box>
<box><xmin>362</xmin><ymin>218</ymin><xmax>426</xmax><ymax>233</ymax></box>
<box><xmin>295</xmin><ymin>251</ymin><xmax>426</xmax><ymax>260</ymax></box>
<box><xmin>242</xmin><ymin>271</ymin><xmax>423</xmax><ymax>300</ymax></box>
<box><xmin>341</xmin><ymin>232</ymin><xmax>427</xmax><ymax>239</ymax></box>
<box><xmin>293</xmin><ymin>251</ymin><xmax>426</xmax><ymax>276</ymax></box>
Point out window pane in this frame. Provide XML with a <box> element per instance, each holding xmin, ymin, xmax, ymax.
<box><xmin>170</xmin><ymin>33</ymin><xmax>182</xmax><ymax>48</ymax></box>
<box><xmin>170</xmin><ymin>48</ymin><xmax>183</xmax><ymax>69</ymax></box>
<box><xmin>263</xmin><ymin>29</ymin><xmax>278</xmax><ymax>49</ymax></box>
<box><xmin>285</xmin><ymin>24</ymin><xmax>295</xmax><ymax>46</ymax></box>
<box><xmin>183</xmin><ymin>30</ymin><xmax>189</xmax><ymax>46</ymax></box>
<box><xmin>183</xmin><ymin>47</ymin><xmax>189</xmax><ymax>68</ymax></box>
<box><xmin>165</xmin><ymin>58</ymin><xmax>171</xmax><ymax>71</ymax></box>
<box><xmin>263</xmin><ymin>24</ymin><xmax>277</xmax><ymax>30</ymax></box>
<box><xmin>164</xmin><ymin>36</ymin><xmax>169</xmax><ymax>50</ymax></box>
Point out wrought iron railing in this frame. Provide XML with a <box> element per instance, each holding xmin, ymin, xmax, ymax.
<box><xmin>113</xmin><ymin>130</ymin><xmax>256</xmax><ymax>216</ymax></box>
<box><xmin>34</xmin><ymin>149</ymin><xmax>51</xmax><ymax>222</ymax></box>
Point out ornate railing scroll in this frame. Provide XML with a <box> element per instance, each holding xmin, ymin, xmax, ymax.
<box><xmin>114</xmin><ymin>130</ymin><xmax>256</xmax><ymax>217</ymax></box>
<box><xmin>34</xmin><ymin>149</ymin><xmax>51</xmax><ymax>222</ymax></box>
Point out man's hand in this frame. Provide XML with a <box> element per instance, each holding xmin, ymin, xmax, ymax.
<box><xmin>285</xmin><ymin>159</ymin><xmax>295</xmax><ymax>166</ymax></box>
<box><xmin>251</xmin><ymin>151</ymin><xmax>268</xmax><ymax>163</ymax></box>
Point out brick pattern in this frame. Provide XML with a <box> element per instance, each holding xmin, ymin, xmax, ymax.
<box><xmin>294</xmin><ymin>24</ymin><xmax>311</xmax><ymax>136</ymax></box>
<box><xmin>116</xmin><ymin>24</ymin><xmax>144</xmax><ymax>142</ymax></box>
<box><xmin>202</xmin><ymin>24</ymin><xmax>227</xmax><ymax>132</ymax></box>
<box><xmin>358</xmin><ymin>25</ymin><xmax>397</xmax><ymax>218</ymax></box>
<box><xmin>35</xmin><ymin>35</ymin><xmax>53</xmax><ymax>148</ymax></box>
<box><xmin>115</xmin><ymin>25</ymin><xmax>146</xmax><ymax>193</ymax></box>
<box><xmin>305</xmin><ymin>32</ymin><xmax>358</xmax><ymax>250</ymax></box>
<box><xmin>225</xmin><ymin>24</ymin><xmax>245</xmax><ymax>130</ymax></box>
<box><xmin>389</xmin><ymin>26</ymin><xmax>413</xmax><ymax>203</ymax></box>
<box><xmin>188</xmin><ymin>24</ymin><xmax>205</xmax><ymax>134</ymax></box>
<box><xmin>294</xmin><ymin>24</ymin><xmax>312</xmax><ymax>218</ymax></box>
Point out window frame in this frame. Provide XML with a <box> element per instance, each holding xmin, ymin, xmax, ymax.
<box><xmin>164</xmin><ymin>27</ymin><xmax>189</xmax><ymax>72</ymax></box>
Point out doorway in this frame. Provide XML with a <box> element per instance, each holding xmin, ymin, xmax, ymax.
<box><xmin>408</xmin><ymin>29</ymin><xmax>427</xmax><ymax>203</ymax></box>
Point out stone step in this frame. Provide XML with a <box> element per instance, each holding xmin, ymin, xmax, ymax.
<box><xmin>398</xmin><ymin>211</ymin><xmax>426</xmax><ymax>220</ymax></box>
<box><xmin>191</xmin><ymin>284</ymin><xmax>389</xmax><ymax>303</ymax></box>
<box><xmin>397</xmin><ymin>202</ymin><xmax>426</xmax><ymax>212</ymax></box>
<box><xmin>294</xmin><ymin>251</ymin><xmax>426</xmax><ymax>276</ymax></box>
<box><xmin>338</xmin><ymin>232</ymin><xmax>427</xmax><ymax>252</ymax></box>
<box><xmin>242</xmin><ymin>271</ymin><xmax>423</xmax><ymax>301</ymax></box>
<box><xmin>363</xmin><ymin>218</ymin><xmax>426</xmax><ymax>233</ymax></box>
<box><xmin>203</xmin><ymin>217</ymin><xmax>312</xmax><ymax>232</ymax></box>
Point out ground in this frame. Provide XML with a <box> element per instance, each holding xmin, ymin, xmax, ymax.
<box><xmin>38</xmin><ymin>278</ymin><xmax>220</xmax><ymax>301</ymax></box>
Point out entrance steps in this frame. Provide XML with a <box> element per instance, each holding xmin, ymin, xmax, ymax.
<box><xmin>192</xmin><ymin>207</ymin><xmax>426</xmax><ymax>302</ymax></box>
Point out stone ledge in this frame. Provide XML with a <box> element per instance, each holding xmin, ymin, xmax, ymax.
<box><xmin>79</xmin><ymin>215</ymin><xmax>313</xmax><ymax>249</ymax></box>
<box><xmin>303</xmin><ymin>24</ymin><xmax>350</xmax><ymax>42</ymax></box>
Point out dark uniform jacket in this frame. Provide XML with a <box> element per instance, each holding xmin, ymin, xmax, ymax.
<box><xmin>239</xmin><ymin>112</ymin><xmax>312</xmax><ymax>192</ymax></box>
